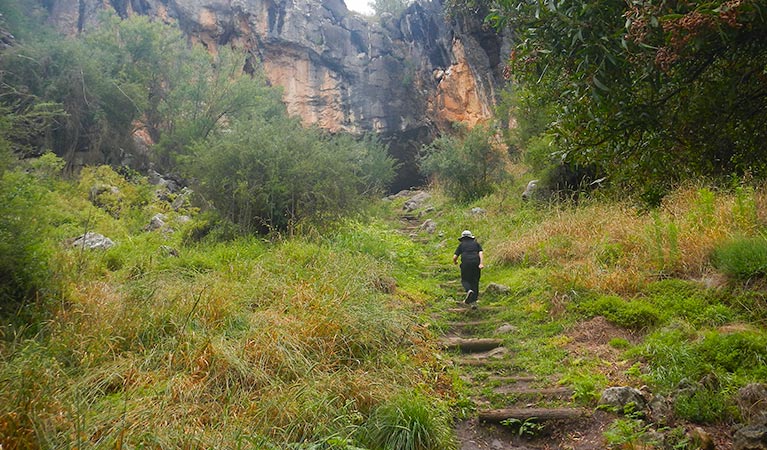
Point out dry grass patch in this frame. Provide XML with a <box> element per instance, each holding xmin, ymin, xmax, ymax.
<box><xmin>497</xmin><ymin>185</ymin><xmax>767</xmax><ymax>293</ymax></box>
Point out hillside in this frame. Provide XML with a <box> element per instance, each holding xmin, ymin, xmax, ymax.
<box><xmin>2</xmin><ymin>159</ymin><xmax>767</xmax><ymax>448</ymax></box>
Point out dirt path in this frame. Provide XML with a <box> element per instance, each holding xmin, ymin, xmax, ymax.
<box><xmin>397</xmin><ymin>207</ymin><xmax>614</xmax><ymax>449</ymax></box>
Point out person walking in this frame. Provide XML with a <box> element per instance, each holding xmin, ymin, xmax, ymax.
<box><xmin>453</xmin><ymin>230</ymin><xmax>484</xmax><ymax>308</ymax></box>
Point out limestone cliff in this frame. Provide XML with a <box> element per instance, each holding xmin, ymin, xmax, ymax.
<box><xmin>43</xmin><ymin>0</ymin><xmax>509</xmax><ymax>188</ymax></box>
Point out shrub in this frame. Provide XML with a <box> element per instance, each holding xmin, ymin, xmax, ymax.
<box><xmin>577</xmin><ymin>295</ymin><xmax>661</xmax><ymax>330</ymax></box>
<box><xmin>673</xmin><ymin>387</ymin><xmax>729</xmax><ymax>424</ymax></box>
<box><xmin>419</xmin><ymin>124</ymin><xmax>508</xmax><ymax>201</ymax></box>
<box><xmin>712</xmin><ymin>236</ymin><xmax>767</xmax><ymax>280</ymax></box>
<box><xmin>358</xmin><ymin>391</ymin><xmax>456</xmax><ymax>450</ymax></box>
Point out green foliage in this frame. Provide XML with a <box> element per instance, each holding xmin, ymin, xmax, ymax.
<box><xmin>576</xmin><ymin>295</ymin><xmax>661</xmax><ymax>330</ymax></box>
<box><xmin>359</xmin><ymin>391</ymin><xmax>456</xmax><ymax>450</ymax></box>
<box><xmin>603</xmin><ymin>417</ymin><xmax>659</xmax><ymax>449</ymax></box>
<box><xmin>185</xmin><ymin>117</ymin><xmax>395</xmax><ymax>232</ymax></box>
<box><xmin>0</xmin><ymin>166</ymin><xmax>52</xmax><ymax>311</ymax></box>
<box><xmin>500</xmin><ymin>417</ymin><xmax>545</xmax><ymax>437</ymax></box>
<box><xmin>419</xmin><ymin>124</ymin><xmax>508</xmax><ymax>201</ymax></box>
<box><xmin>712</xmin><ymin>236</ymin><xmax>767</xmax><ymax>280</ymax></box>
<box><xmin>673</xmin><ymin>387</ymin><xmax>729</xmax><ymax>423</ymax></box>
<box><xmin>481</xmin><ymin>0</ymin><xmax>767</xmax><ymax>196</ymax></box>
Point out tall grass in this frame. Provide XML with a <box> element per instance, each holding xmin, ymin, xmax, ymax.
<box><xmin>493</xmin><ymin>184</ymin><xmax>767</xmax><ymax>293</ymax></box>
<box><xmin>0</xmin><ymin>165</ymin><xmax>446</xmax><ymax>448</ymax></box>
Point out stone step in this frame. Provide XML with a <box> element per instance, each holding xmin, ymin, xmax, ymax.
<box><xmin>478</xmin><ymin>407</ymin><xmax>588</xmax><ymax>424</ymax></box>
<box><xmin>440</xmin><ymin>337</ymin><xmax>504</xmax><ymax>353</ymax></box>
<box><xmin>446</xmin><ymin>306</ymin><xmax>503</xmax><ymax>314</ymax></box>
<box><xmin>487</xmin><ymin>375</ymin><xmax>538</xmax><ymax>383</ymax></box>
<box><xmin>447</xmin><ymin>320</ymin><xmax>495</xmax><ymax>329</ymax></box>
<box><xmin>493</xmin><ymin>385</ymin><xmax>574</xmax><ymax>400</ymax></box>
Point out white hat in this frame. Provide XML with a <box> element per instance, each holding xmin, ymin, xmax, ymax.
<box><xmin>459</xmin><ymin>230</ymin><xmax>475</xmax><ymax>240</ymax></box>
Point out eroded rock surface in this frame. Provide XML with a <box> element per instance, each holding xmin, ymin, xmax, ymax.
<box><xmin>43</xmin><ymin>0</ymin><xmax>509</xmax><ymax>189</ymax></box>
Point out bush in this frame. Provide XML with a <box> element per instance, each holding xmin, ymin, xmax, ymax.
<box><xmin>712</xmin><ymin>236</ymin><xmax>767</xmax><ymax>280</ymax></box>
<box><xmin>419</xmin><ymin>124</ymin><xmax>508</xmax><ymax>201</ymax></box>
<box><xmin>186</xmin><ymin>118</ymin><xmax>394</xmax><ymax>233</ymax></box>
<box><xmin>577</xmin><ymin>295</ymin><xmax>661</xmax><ymax>330</ymax></box>
<box><xmin>358</xmin><ymin>391</ymin><xmax>456</xmax><ymax>450</ymax></box>
<box><xmin>673</xmin><ymin>387</ymin><xmax>729</xmax><ymax>424</ymax></box>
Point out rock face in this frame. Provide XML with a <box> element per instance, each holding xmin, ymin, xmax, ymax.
<box><xmin>42</xmin><ymin>0</ymin><xmax>509</xmax><ymax>190</ymax></box>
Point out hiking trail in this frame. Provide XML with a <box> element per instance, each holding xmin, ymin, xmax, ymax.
<box><xmin>398</xmin><ymin>207</ymin><xmax>613</xmax><ymax>449</ymax></box>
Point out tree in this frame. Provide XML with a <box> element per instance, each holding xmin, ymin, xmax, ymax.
<box><xmin>185</xmin><ymin>113</ymin><xmax>395</xmax><ymax>233</ymax></box>
<box><xmin>479</xmin><ymin>0</ymin><xmax>767</xmax><ymax>197</ymax></box>
<box><xmin>419</xmin><ymin>124</ymin><xmax>508</xmax><ymax>201</ymax></box>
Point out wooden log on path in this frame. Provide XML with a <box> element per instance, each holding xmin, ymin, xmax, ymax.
<box><xmin>441</xmin><ymin>338</ymin><xmax>503</xmax><ymax>353</ymax></box>
<box><xmin>478</xmin><ymin>407</ymin><xmax>588</xmax><ymax>424</ymax></box>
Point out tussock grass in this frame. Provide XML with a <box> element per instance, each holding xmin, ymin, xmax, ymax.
<box><xmin>494</xmin><ymin>184</ymin><xmax>766</xmax><ymax>293</ymax></box>
<box><xmin>0</xmin><ymin>166</ymin><xmax>446</xmax><ymax>448</ymax></box>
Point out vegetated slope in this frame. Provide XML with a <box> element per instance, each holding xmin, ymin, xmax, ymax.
<box><xmin>391</xmin><ymin>184</ymin><xmax>767</xmax><ymax>449</ymax></box>
<box><xmin>0</xmin><ymin>162</ymin><xmax>455</xmax><ymax>448</ymax></box>
<box><xmin>2</xmin><ymin>156</ymin><xmax>767</xmax><ymax>448</ymax></box>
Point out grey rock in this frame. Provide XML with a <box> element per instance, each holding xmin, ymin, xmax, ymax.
<box><xmin>420</xmin><ymin>218</ymin><xmax>437</xmax><ymax>234</ymax></box>
<box><xmin>71</xmin><ymin>232</ymin><xmax>115</xmax><ymax>250</ymax></box>
<box><xmin>737</xmin><ymin>383</ymin><xmax>767</xmax><ymax>424</ymax></box>
<box><xmin>485</xmin><ymin>282</ymin><xmax>510</xmax><ymax>295</ymax></box>
<box><xmin>495</xmin><ymin>324</ymin><xmax>516</xmax><ymax>335</ymax></box>
<box><xmin>146</xmin><ymin>213</ymin><xmax>167</xmax><ymax>231</ymax></box>
<box><xmin>647</xmin><ymin>394</ymin><xmax>672</xmax><ymax>424</ymax></box>
<box><xmin>522</xmin><ymin>179</ymin><xmax>539</xmax><ymax>201</ymax></box>
<box><xmin>403</xmin><ymin>191</ymin><xmax>431</xmax><ymax>212</ymax></box>
<box><xmin>171</xmin><ymin>187</ymin><xmax>193</xmax><ymax>211</ymax></box>
<box><xmin>599</xmin><ymin>386</ymin><xmax>647</xmax><ymax>413</ymax></box>
<box><xmin>470</xmin><ymin>207</ymin><xmax>486</xmax><ymax>215</ymax></box>
<box><xmin>734</xmin><ymin>421</ymin><xmax>767</xmax><ymax>450</ymax></box>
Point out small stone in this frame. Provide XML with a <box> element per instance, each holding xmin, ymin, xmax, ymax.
<box><xmin>495</xmin><ymin>324</ymin><xmax>517</xmax><ymax>335</ymax></box>
<box><xmin>599</xmin><ymin>386</ymin><xmax>647</xmax><ymax>413</ymax></box>
<box><xmin>71</xmin><ymin>232</ymin><xmax>115</xmax><ymax>250</ymax></box>
<box><xmin>485</xmin><ymin>283</ymin><xmax>511</xmax><ymax>295</ymax></box>
<box><xmin>420</xmin><ymin>219</ymin><xmax>437</xmax><ymax>234</ymax></box>
<box><xmin>146</xmin><ymin>213</ymin><xmax>166</xmax><ymax>231</ymax></box>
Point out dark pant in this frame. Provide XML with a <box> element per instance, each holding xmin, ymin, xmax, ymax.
<box><xmin>460</xmin><ymin>262</ymin><xmax>481</xmax><ymax>303</ymax></box>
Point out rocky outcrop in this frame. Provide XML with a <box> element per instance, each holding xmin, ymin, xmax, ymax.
<box><xmin>43</xmin><ymin>0</ymin><xmax>509</xmax><ymax>189</ymax></box>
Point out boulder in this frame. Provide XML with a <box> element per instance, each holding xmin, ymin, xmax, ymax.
<box><xmin>734</xmin><ymin>420</ymin><xmax>767</xmax><ymax>450</ymax></box>
<box><xmin>737</xmin><ymin>383</ymin><xmax>767</xmax><ymax>424</ymax></box>
<box><xmin>420</xmin><ymin>219</ymin><xmax>437</xmax><ymax>234</ymax></box>
<box><xmin>71</xmin><ymin>232</ymin><xmax>115</xmax><ymax>250</ymax></box>
<box><xmin>522</xmin><ymin>179</ymin><xmax>539</xmax><ymax>201</ymax></box>
<box><xmin>403</xmin><ymin>191</ymin><xmax>431</xmax><ymax>212</ymax></box>
<box><xmin>470</xmin><ymin>207</ymin><xmax>486</xmax><ymax>215</ymax></box>
<box><xmin>485</xmin><ymin>283</ymin><xmax>510</xmax><ymax>295</ymax></box>
<box><xmin>599</xmin><ymin>386</ymin><xmax>647</xmax><ymax>413</ymax></box>
<box><xmin>146</xmin><ymin>213</ymin><xmax>167</xmax><ymax>231</ymax></box>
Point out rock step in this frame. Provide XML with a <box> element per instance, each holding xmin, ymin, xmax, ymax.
<box><xmin>448</xmin><ymin>320</ymin><xmax>495</xmax><ymax>328</ymax></box>
<box><xmin>440</xmin><ymin>338</ymin><xmax>503</xmax><ymax>353</ymax></box>
<box><xmin>446</xmin><ymin>306</ymin><xmax>504</xmax><ymax>314</ymax></box>
<box><xmin>478</xmin><ymin>407</ymin><xmax>588</xmax><ymax>424</ymax></box>
<box><xmin>493</xmin><ymin>386</ymin><xmax>574</xmax><ymax>399</ymax></box>
<box><xmin>487</xmin><ymin>375</ymin><xmax>538</xmax><ymax>383</ymax></box>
